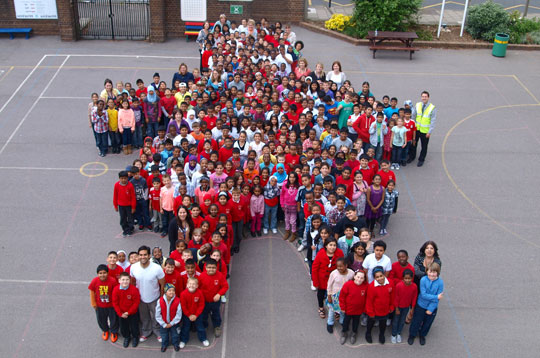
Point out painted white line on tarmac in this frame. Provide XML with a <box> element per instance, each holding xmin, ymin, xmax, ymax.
<box><xmin>0</xmin><ymin>278</ymin><xmax>87</xmax><ymax>285</ymax></box>
<box><xmin>0</xmin><ymin>55</ymin><xmax>70</xmax><ymax>156</ymax></box>
<box><xmin>0</xmin><ymin>55</ymin><xmax>47</xmax><ymax>115</ymax></box>
<box><xmin>44</xmin><ymin>54</ymin><xmax>199</xmax><ymax>60</ymax></box>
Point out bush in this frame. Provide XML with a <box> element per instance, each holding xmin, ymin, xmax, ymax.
<box><xmin>466</xmin><ymin>1</ymin><xmax>510</xmax><ymax>42</ymax></box>
<box><xmin>346</xmin><ymin>0</ymin><xmax>422</xmax><ymax>38</ymax></box>
<box><xmin>325</xmin><ymin>14</ymin><xmax>351</xmax><ymax>32</ymax></box>
<box><xmin>523</xmin><ymin>30</ymin><xmax>540</xmax><ymax>44</ymax></box>
<box><xmin>509</xmin><ymin>11</ymin><xmax>540</xmax><ymax>44</ymax></box>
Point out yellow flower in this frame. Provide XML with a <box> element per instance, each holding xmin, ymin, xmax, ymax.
<box><xmin>325</xmin><ymin>14</ymin><xmax>351</xmax><ymax>32</ymax></box>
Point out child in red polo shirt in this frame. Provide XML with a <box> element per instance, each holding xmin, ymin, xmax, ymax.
<box><xmin>149</xmin><ymin>178</ymin><xmax>162</xmax><ymax>233</ymax></box>
<box><xmin>179</xmin><ymin>277</ymin><xmax>208</xmax><ymax>347</ymax></box>
<box><xmin>164</xmin><ymin>258</ymin><xmax>184</xmax><ymax>294</ymax></box>
<box><xmin>88</xmin><ymin>264</ymin><xmax>119</xmax><ymax>342</ymax></box>
<box><xmin>113</xmin><ymin>171</ymin><xmax>136</xmax><ymax>237</ymax></box>
<box><xmin>112</xmin><ymin>272</ymin><xmax>140</xmax><ymax>348</ymax></box>
<box><xmin>365</xmin><ymin>266</ymin><xmax>395</xmax><ymax>344</ymax></box>
<box><xmin>391</xmin><ymin>269</ymin><xmax>417</xmax><ymax>344</ymax></box>
<box><xmin>377</xmin><ymin>160</ymin><xmax>396</xmax><ymax>188</ymax></box>
<box><xmin>229</xmin><ymin>189</ymin><xmax>246</xmax><ymax>254</ymax></box>
<box><xmin>199</xmin><ymin>259</ymin><xmax>229</xmax><ymax>339</ymax></box>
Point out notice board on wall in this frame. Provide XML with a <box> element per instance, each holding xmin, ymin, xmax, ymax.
<box><xmin>181</xmin><ymin>0</ymin><xmax>207</xmax><ymax>21</ymax></box>
<box><xmin>14</xmin><ymin>0</ymin><xmax>58</xmax><ymax>19</ymax></box>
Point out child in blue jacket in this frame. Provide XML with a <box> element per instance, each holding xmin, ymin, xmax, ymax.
<box><xmin>408</xmin><ymin>262</ymin><xmax>443</xmax><ymax>346</ymax></box>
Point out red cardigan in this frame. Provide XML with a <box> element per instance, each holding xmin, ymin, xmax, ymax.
<box><xmin>366</xmin><ymin>280</ymin><xmax>395</xmax><ymax>317</ymax></box>
<box><xmin>339</xmin><ymin>280</ymin><xmax>368</xmax><ymax>315</ymax></box>
<box><xmin>311</xmin><ymin>248</ymin><xmax>344</xmax><ymax>290</ymax></box>
<box><xmin>112</xmin><ymin>284</ymin><xmax>140</xmax><ymax>316</ymax></box>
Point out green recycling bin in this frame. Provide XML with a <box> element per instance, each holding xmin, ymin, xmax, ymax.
<box><xmin>492</xmin><ymin>33</ymin><xmax>509</xmax><ymax>57</ymax></box>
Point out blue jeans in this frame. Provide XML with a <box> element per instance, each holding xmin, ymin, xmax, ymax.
<box><xmin>109</xmin><ymin>130</ymin><xmax>121</xmax><ymax>151</ymax></box>
<box><xmin>327</xmin><ymin>302</ymin><xmax>344</xmax><ymax>326</ymax></box>
<box><xmin>160</xmin><ymin>323</ymin><xmax>180</xmax><ymax>348</ymax></box>
<box><xmin>96</xmin><ymin>132</ymin><xmax>108</xmax><ymax>155</ymax></box>
<box><xmin>401</xmin><ymin>141</ymin><xmax>412</xmax><ymax>162</ymax></box>
<box><xmin>122</xmin><ymin>128</ymin><xmax>132</xmax><ymax>146</ymax></box>
<box><xmin>263</xmin><ymin>204</ymin><xmax>277</xmax><ymax>230</ymax></box>
<box><xmin>371</xmin><ymin>143</ymin><xmax>383</xmax><ymax>162</ymax></box>
<box><xmin>135</xmin><ymin>200</ymin><xmax>150</xmax><ymax>227</ymax></box>
<box><xmin>391</xmin><ymin>144</ymin><xmax>403</xmax><ymax>164</ymax></box>
<box><xmin>202</xmin><ymin>301</ymin><xmax>221</xmax><ymax>328</ymax></box>
<box><xmin>161</xmin><ymin>210</ymin><xmax>174</xmax><ymax>235</ymax></box>
<box><xmin>391</xmin><ymin>306</ymin><xmax>410</xmax><ymax>336</ymax></box>
<box><xmin>133</xmin><ymin>126</ymin><xmax>143</xmax><ymax>147</ymax></box>
<box><xmin>380</xmin><ymin>214</ymin><xmax>391</xmax><ymax>231</ymax></box>
<box><xmin>147</xmin><ymin>122</ymin><xmax>158</xmax><ymax>139</ymax></box>
<box><xmin>180</xmin><ymin>314</ymin><xmax>206</xmax><ymax>343</ymax></box>
<box><xmin>409</xmin><ymin>306</ymin><xmax>437</xmax><ymax>338</ymax></box>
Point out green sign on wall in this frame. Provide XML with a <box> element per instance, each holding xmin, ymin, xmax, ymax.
<box><xmin>230</xmin><ymin>5</ymin><xmax>243</xmax><ymax>15</ymax></box>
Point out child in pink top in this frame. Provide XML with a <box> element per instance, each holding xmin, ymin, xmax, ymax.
<box><xmin>118</xmin><ymin>100</ymin><xmax>136</xmax><ymax>154</ymax></box>
<box><xmin>250</xmin><ymin>185</ymin><xmax>264</xmax><ymax>237</ymax></box>
<box><xmin>160</xmin><ymin>174</ymin><xmax>175</xmax><ymax>237</ymax></box>
<box><xmin>280</xmin><ymin>172</ymin><xmax>300</xmax><ymax>241</ymax></box>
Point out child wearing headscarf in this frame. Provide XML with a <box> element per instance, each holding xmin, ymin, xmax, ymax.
<box><xmin>144</xmin><ymin>86</ymin><xmax>161</xmax><ymax>139</ymax></box>
<box><xmin>271</xmin><ymin>163</ymin><xmax>288</xmax><ymax>189</ymax></box>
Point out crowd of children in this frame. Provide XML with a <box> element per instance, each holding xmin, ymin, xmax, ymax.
<box><xmin>93</xmin><ymin>18</ymin><xmax>444</xmax><ymax>349</ymax></box>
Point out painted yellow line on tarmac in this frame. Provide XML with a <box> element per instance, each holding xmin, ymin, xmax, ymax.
<box><xmin>422</xmin><ymin>1</ymin><xmax>465</xmax><ymax>9</ymax></box>
<box><xmin>79</xmin><ymin>161</ymin><xmax>108</xmax><ymax>177</ymax></box>
<box><xmin>442</xmin><ymin>103</ymin><xmax>540</xmax><ymax>249</ymax></box>
<box><xmin>513</xmin><ymin>75</ymin><xmax>540</xmax><ymax>104</ymax></box>
<box><xmin>505</xmin><ymin>4</ymin><xmax>540</xmax><ymax>10</ymax></box>
<box><xmin>320</xmin><ymin>0</ymin><xmax>354</xmax><ymax>7</ymax></box>
<box><xmin>0</xmin><ymin>66</ymin><xmax>14</xmax><ymax>83</ymax></box>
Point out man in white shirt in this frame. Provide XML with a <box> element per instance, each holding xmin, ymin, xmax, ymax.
<box><xmin>130</xmin><ymin>245</ymin><xmax>165</xmax><ymax>342</ymax></box>
<box><xmin>362</xmin><ymin>240</ymin><xmax>392</xmax><ymax>283</ymax></box>
<box><xmin>275</xmin><ymin>45</ymin><xmax>293</xmax><ymax>74</ymax></box>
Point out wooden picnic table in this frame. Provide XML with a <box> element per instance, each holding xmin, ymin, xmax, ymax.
<box><xmin>366</xmin><ymin>31</ymin><xmax>419</xmax><ymax>60</ymax></box>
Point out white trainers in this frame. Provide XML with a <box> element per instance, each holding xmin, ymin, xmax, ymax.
<box><xmin>395</xmin><ymin>163</ymin><xmax>400</xmax><ymax>170</ymax></box>
<box><xmin>202</xmin><ymin>340</ymin><xmax>210</xmax><ymax>347</ymax></box>
<box><xmin>396</xmin><ymin>334</ymin><xmax>402</xmax><ymax>343</ymax></box>
<box><xmin>263</xmin><ymin>228</ymin><xmax>268</xmax><ymax>234</ymax></box>
<box><xmin>390</xmin><ymin>164</ymin><xmax>395</xmax><ymax>170</ymax></box>
<box><xmin>297</xmin><ymin>244</ymin><xmax>305</xmax><ymax>252</ymax></box>
<box><xmin>310</xmin><ymin>281</ymin><xmax>317</xmax><ymax>291</ymax></box>
<box><xmin>391</xmin><ymin>335</ymin><xmax>397</xmax><ymax>344</ymax></box>
<box><xmin>139</xmin><ymin>336</ymin><xmax>148</xmax><ymax>342</ymax></box>
<box><xmin>271</xmin><ymin>228</ymin><xmax>277</xmax><ymax>234</ymax></box>
<box><xmin>361</xmin><ymin>315</ymin><xmax>367</xmax><ymax>326</ymax></box>
<box><xmin>157</xmin><ymin>336</ymin><xmax>162</xmax><ymax>343</ymax></box>
<box><xmin>179</xmin><ymin>342</ymin><xmax>186</xmax><ymax>349</ymax></box>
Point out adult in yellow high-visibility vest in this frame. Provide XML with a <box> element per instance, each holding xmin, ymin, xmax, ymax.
<box><xmin>411</xmin><ymin>91</ymin><xmax>436</xmax><ymax>167</ymax></box>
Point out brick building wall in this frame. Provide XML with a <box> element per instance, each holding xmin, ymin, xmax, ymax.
<box><xmin>0</xmin><ymin>0</ymin><xmax>305</xmax><ymax>42</ymax></box>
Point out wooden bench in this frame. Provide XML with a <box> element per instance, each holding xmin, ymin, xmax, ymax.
<box><xmin>184</xmin><ymin>22</ymin><xmax>214</xmax><ymax>42</ymax></box>
<box><xmin>366</xmin><ymin>31</ymin><xmax>419</xmax><ymax>60</ymax></box>
<box><xmin>369</xmin><ymin>45</ymin><xmax>420</xmax><ymax>60</ymax></box>
<box><xmin>0</xmin><ymin>28</ymin><xmax>32</xmax><ymax>40</ymax></box>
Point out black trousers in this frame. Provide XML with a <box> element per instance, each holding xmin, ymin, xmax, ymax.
<box><xmin>342</xmin><ymin>314</ymin><xmax>361</xmax><ymax>333</ymax></box>
<box><xmin>366</xmin><ymin>315</ymin><xmax>387</xmax><ymax>338</ymax></box>
<box><xmin>119</xmin><ymin>312</ymin><xmax>140</xmax><ymax>339</ymax></box>
<box><xmin>317</xmin><ymin>288</ymin><xmax>327</xmax><ymax>308</ymax></box>
<box><xmin>232</xmin><ymin>220</ymin><xmax>243</xmax><ymax>251</ymax></box>
<box><xmin>96</xmin><ymin>306</ymin><xmax>119</xmax><ymax>333</ymax></box>
<box><xmin>119</xmin><ymin>206</ymin><xmax>134</xmax><ymax>234</ymax></box>
<box><xmin>417</xmin><ymin>131</ymin><xmax>430</xmax><ymax>162</ymax></box>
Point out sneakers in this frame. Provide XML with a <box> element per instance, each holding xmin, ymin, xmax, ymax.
<box><xmin>384</xmin><ymin>229</ymin><xmax>388</xmax><ymax>235</ymax></box>
<box><xmin>327</xmin><ymin>324</ymin><xmax>333</xmax><ymax>333</ymax></box>
<box><xmin>102</xmin><ymin>331</ymin><xmax>109</xmax><ymax>341</ymax></box>
<box><xmin>396</xmin><ymin>334</ymin><xmax>402</xmax><ymax>343</ymax></box>
<box><xmin>390</xmin><ymin>164</ymin><xmax>395</xmax><ymax>170</ymax></box>
<box><xmin>271</xmin><ymin>228</ymin><xmax>277</xmax><ymax>234</ymax></box>
<box><xmin>215</xmin><ymin>326</ymin><xmax>222</xmax><ymax>337</ymax></box>
<box><xmin>179</xmin><ymin>342</ymin><xmax>186</xmax><ymax>349</ymax></box>
<box><xmin>340</xmin><ymin>332</ymin><xmax>347</xmax><ymax>345</ymax></box>
<box><xmin>361</xmin><ymin>315</ymin><xmax>367</xmax><ymax>327</ymax></box>
<box><xmin>391</xmin><ymin>335</ymin><xmax>397</xmax><ymax>344</ymax></box>
<box><xmin>202</xmin><ymin>340</ymin><xmax>210</xmax><ymax>347</ymax></box>
<box><xmin>139</xmin><ymin>336</ymin><xmax>148</xmax><ymax>342</ymax></box>
<box><xmin>157</xmin><ymin>336</ymin><xmax>162</xmax><ymax>343</ymax></box>
<box><xmin>297</xmin><ymin>244</ymin><xmax>305</xmax><ymax>252</ymax></box>
<box><xmin>310</xmin><ymin>281</ymin><xmax>316</xmax><ymax>291</ymax></box>
<box><xmin>394</xmin><ymin>163</ymin><xmax>400</xmax><ymax>170</ymax></box>
<box><xmin>110</xmin><ymin>333</ymin><xmax>118</xmax><ymax>343</ymax></box>
<box><xmin>379</xmin><ymin>229</ymin><xmax>385</xmax><ymax>236</ymax></box>
<box><xmin>139</xmin><ymin>225</ymin><xmax>144</xmax><ymax>231</ymax></box>
<box><xmin>350</xmin><ymin>332</ymin><xmax>357</xmax><ymax>344</ymax></box>
<box><xmin>263</xmin><ymin>228</ymin><xmax>268</xmax><ymax>235</ymax></box>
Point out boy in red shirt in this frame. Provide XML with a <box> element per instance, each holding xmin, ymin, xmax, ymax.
<box><xmin>402</xmin><ymin>108</ymin><xmax>416</xmax><ymax>166</ymax></box>
<box><xmin>180</xmin><ymin>277</ymin><xmax>208</xmax><ymax>347</ymax></box>
<box><xmin>377</xmin><ymin>160</ymin><xmax>396</xmax><ymax>188</ymax></box>
<box><xmin>199</xmin><ymin>259</ymin><xmax>229</xmax><ymax>338</ymax></box>
<box><xmin>148</xmin><ymin>177</ymin><xmax>162</xmax><ymax>233</ymax></box>
<box><xmin>112</xmin><ymin>272</ymin><xmax>140</xmax><ymax>348</ymax></box>
<box><xmin>391</xmin><ymin>269</ymin><xmax>417</xmax><ymax>344</ymax></box>
<box><xmin>229</xmin><ymin>189</ymin><xmax>246</xmax><ymax>254</ymax></box>
<box><xmin>107</xmin><ymin>251</ymin><xmax>124</xmax><ymax>281</ymax></box>
<box><xmin>180</xmin><ymin>258</ymin><xmax>202</xmax><ymax>288</ymax></box>
<box><xmin>284</xmin><ymin>143</ymin><xmax>300</xmax><ymax>173</ymax></box>
<box><xmin>357</xmin><ymin>154</ymin><xmax>374</xmax><ymax>186</ymax></box>
<box><xmin>366</xmin><ymin>266</ymin><xmax>395</xmax><ymax>344</ymax></box>
<box><xmin>218</xmin><ymin>137</ymin><xmax>234</xmax><ymax>163</ymax></box>
<box><xmin>335</xmin><ymin>167</ymin><xmax>354</xmax><ymax>200</ymax></box>
<box><xmin>164</xmin><ymin>258</ymin><xmax>184</xmax><ymax>294</ymax></box>
<box><xmin>113</xmin><ymin>171</ymin><xmax>136</xmax><ymax>237</ymax></box>
<box><xmin>88</xmin><ymin>264</ymin><xmax>119</xmax><ymax>342</ymax></box>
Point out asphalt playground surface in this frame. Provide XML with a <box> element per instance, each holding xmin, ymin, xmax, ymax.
<box><xmin>0</xmin><ymin>27</ymin><xmax>539</xmax><ymax>358</ymax></box>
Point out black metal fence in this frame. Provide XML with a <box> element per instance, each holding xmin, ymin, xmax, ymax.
<box><xmin>77</xmin><ymin>0</ymin><xmax>150</xmax><ymax>40</ymax></box>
